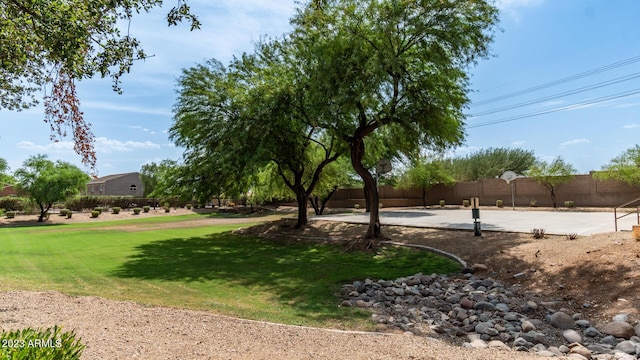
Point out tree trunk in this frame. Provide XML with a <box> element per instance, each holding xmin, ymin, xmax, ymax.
<box><xmin>363</xmin><ymin>184</ymin><xmax>371</xmax><ymax>213</ymax></box>
<box><xmin>309</xmin><ymin>196</ymin><xmax>320</xmax><ymax>215</ymax></box>
<box><xmin>550</xmin><ymin>187</ymin><xmax>557</xmax><ymax>208</ymax></box>
<box><xmin>350</xmin><ymin>139</ymin><xmax>382</xmax><ymax>239</ymax></box>
<box><xmin>37</xmin><ymin>202</ymin><xmax>51</xmax><ymax>222</ymax></box>
<box><xmin>421</xmin><ymin>188</ymin><xmax>427</xmax><ymax>208</ymax></box>
<box><xmin>295</xmin><ymin>190</ymin><xmax>308</xmax><ymax>228</ymax></box>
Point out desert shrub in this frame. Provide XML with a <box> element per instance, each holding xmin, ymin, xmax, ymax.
<box><xmin>93</xmin><ymin>206</ymin><xmax>104</xmax><ymax>214</ymax></box>
<box><xmin>529</xmin><ymin>200</ymin><xmax>537</xmax><ymax>207</ymax></box>
<box><xmin>91</xmin><ymin>211</ymin><xmax>100</xmax><ymax>218</ymax></box>
<box><xmin>164</xmin><ymin>206</ymin><xmax>171</xmax><ymax>213</ymax></box>
<box><xmin>463</xmin><ymin>199</ymin><xmax>470</xmax><ymax>207</ymax></box>
<box><xmin>564</xmin><ymin>200</ymin><xmax>575</xmax><ymax>208</ymax></box>
<box><xmin>186</xmin><ymin>204</ymin><xmax>192</xmax><ymax>210</ymax></box>
<box><xmin>6</xmin><ymin>211</ymin><xmax>16</xmax><ymax>219</ymax></box>
<box><xmin>112</xmin><ymin>207</ymin><xmax>121</xmax><ymax>214</ymax></box>
<box><xmin>0</xmin><ymin>196</ymin><xmax>28</xmax><ymax>211</ymax></box>
<box><xmin>0</xmin><ymin>326</ymin><xmax>85</xmax><ymax>359</ymax></box>
<box><xmin>566</xmin><ymin>233</ymin><xmax>578</xmax><ymax>240</ymax></box>
<box><xmin>133</xmin><ymin>207</ymin><xmax>142</xmax><ymax>215</ymax></box>
<box><xmin>354</xmin><ymin>203</ymin><xmax>360</xmax><ymax>209</ymax></box>
<box><xmin>531</xmin><ymin>228</ymin><xmax>545</xmax><ymax>239</ymax></box>
<box><xmin>142</xmin><ymin>206</ymin><xmax>150</xmax><ymax>213</ymax></box>
<box><xmin>439</xmin><ymin>200</ymin><xmax>445</xmax><ymax>207</ymax></box>
<box><xmin>496</xmin><ymin>199</ymin><xmax>503</xmax><ymax>208</ymax></box>
<box><xmin>59</xmin><ymin>209</ymin><xmax>69</xmax><ymax>216</ymax></box>
<box><xmin>66</xmin><ymin>211</ymin><xmax>72</xmax><ymax>219</ymax></box>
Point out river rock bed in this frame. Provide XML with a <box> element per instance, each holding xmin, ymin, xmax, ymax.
<box><xmin>340</xmin><ymin>272</ymin><xmax>640</xmax><ymax>359</ymax></box>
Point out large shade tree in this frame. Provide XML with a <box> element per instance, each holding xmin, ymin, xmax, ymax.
<box><xmin>595</xmin><ymin>145</ymin><xmax>640</xmax><ymax>189</ymax></box>
<box><xmin>447</xmin><ymin>147</ymin><xmax>536</xmax><ymax>181</ymax></box>
<box><xmin>0</xmin><ymin>157</ymin><xmax>12</xmax><ymax>186</ymax></box>
<box><xmin>1</xmin><ymin>1</ymin><xmax>199</xmax><ymax>168</ymax></box>
<box><xmin>292</xmin><ymin>0</ymin><xmax>499</xmax><ymax>238</ymax></box>
<box><xmin>528</xmin><ymin>157</ymin><xmax>576</xmax><ymax>208</ymax></box>
<box><xmin>397</xmin><ymin>157</ymin><xmax>454</xmax><ymax>208</ymax></box>
<box><xmin>14</xmin><ymin>154</ymin><xmax>90</xmax><ymax>222</ymax></box>
<box><xmin>171</xmin><ymin>40</ymin><xmax>344</xmax><ymax>228</ymax></box>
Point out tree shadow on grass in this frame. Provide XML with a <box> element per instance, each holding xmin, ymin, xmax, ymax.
<box><xmin>111</xmin><ymin>231</ymin><xmax>459</xmax><ymax>323</ymax></box>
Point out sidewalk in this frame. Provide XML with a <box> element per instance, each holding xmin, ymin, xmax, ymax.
<box><xmin>314</xmin><ymin>208</ymin><xmax>639</xmax><ymax>235</ymax></box>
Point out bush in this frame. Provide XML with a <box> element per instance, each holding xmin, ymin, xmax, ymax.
<box><xmin>90</xmin><ymin>211</ymin><xmax>100</xmax><ymax>218</ymax></box>
<box><xmin>143</xmin><ymin>206</ymin><xmax>150</xmax><ymax>213</ymax></box>
<box><xmin>463</xmin><ymin>199</ymin><xmax>470</xmax><ymax>207</ymax></box>
<box><xmin>133</xmin><ymin>207</ymin><xmax>142</xmax><ymax>215</ymax></box>
<box><xmin>0</xmin><ymin>196</ymin><xmax>28</xmax><ymax>211</ymax></box>
<box><xmin>439</xmin><ymin>200</ymin><xmax>445</xmax><ymax>207</ymax></box>
<box><xmin>6</xmin><ymin>211</ymin><xmax>16</xmax><ymax>219</ymax></box>
<box><xmin>59</xmin><ymin>209</ymin><xmax>69</xmax><ymax>216</ymax></box>
<box><xmin>93</xmin><ymin>207</ymin><xmax>104</xmax><ymax>214</ymax></box>
<box><xmin>164</xmin><ymin>206</ymin><xmax>171</xmax><ymax>213</ymax></box>
<box><xmin>354</xmin><ymin>203</ymin><xmax>360</xmax><ymax>209</ymax></box>
<box><xmin>529</xmin><ymin>200</ymin><xmax>537</xmax><ymax>207</ymax></box>
<box><xmin>564</xmin><ymin>200</ymin><xmax>575</xmax><ymax>208</ymax></box>
<box><xmin>496</xmin><ymin>199</ymin><xmax>503</xmax><ymax>208</ymax></box>
<box><xmin>66</xmin><ymin>211</ymin><xmax>72</xmax><ymax>219</ymax></box>
<box><xmin>0</xmin><ymin>326</ymin><xmax>85</xmax><ymax>359</ymax></box>
<box><xmin>186</xmin><ymin>204</ymin><xmax>192</xmax><ymax>210</ymax></box>
<box><xmin>112</xmin><ymin>207</ymin><xmax>121</xmax><ymax>214</ymax></box>
<box><xmin>531</xmin><ymin>228</ymin><xmax>545</xmax><ymax>239</ymax></box>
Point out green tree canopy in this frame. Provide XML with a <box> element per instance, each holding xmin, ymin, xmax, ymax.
<box><xmin>527</xmin><ymin>157</ymin><xmax>576</xmax><ymax>208</ymax></box>
<box><xmin>291</xmin><ymin>0</ymin><xmax>499</xmax><ymax>238</ymax></box>
<box><xmin>397</xmin><ymin>158</ymin><xmax>454</xmax><ymax>208</ymax></box>
<box><xmin>171</xmin><ymin>40</ymin><xmax>345</xmax><ymax>227</ymax></box>
<box><xmin>447</xmin><ymin>147</ymin><xmax>536</xmax><ymax>181</ymax></box>
<box><xmin>14</xmin><ymin>154</ymin><xmax>90</xmax><ymax>221</ymax></box>
<box><xmin>595</xmin><ymin>145</ymin><xmax>640</xmax><ymax>189</ymax></box>
<box><xmin>1</xmin><ymin>1</ymin><xmax>199</xmax><ymax>168</ymax></box>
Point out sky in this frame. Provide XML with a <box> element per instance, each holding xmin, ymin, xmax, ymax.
<box><xmin>2</xmin><ymin>0</ymin><xmax>640</xmax><ymax>177</ymax></box>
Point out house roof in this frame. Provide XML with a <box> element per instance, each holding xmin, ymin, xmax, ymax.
<box><xmin>88</xmin><ymin>172</ymin><xmax>140</xmax><ymax>184</ymax></box>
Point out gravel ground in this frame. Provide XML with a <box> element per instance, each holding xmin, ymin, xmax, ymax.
<box><xmin>0</xmin><ymin>291</ymin><xmax>546</xmax><ymax>360</ymax></box>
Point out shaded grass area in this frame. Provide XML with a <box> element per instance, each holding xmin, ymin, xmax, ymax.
<box><xmin>0</xmin><ymin>217</ymin><xmax>461</xmax><ymax>329</ymax></box>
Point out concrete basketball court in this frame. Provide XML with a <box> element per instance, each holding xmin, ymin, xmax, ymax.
<box><xmin>315</xmin><ymin>208</ymin><xmax>640</xmax><ymax>235</ymax></box>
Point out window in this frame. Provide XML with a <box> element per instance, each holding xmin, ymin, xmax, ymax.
<box><xmin>130</xmin><ymin>184</ymin><xmax>137</xmax><ymax>192</ymax></box>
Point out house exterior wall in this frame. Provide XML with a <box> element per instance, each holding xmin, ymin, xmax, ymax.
<box><xmin>86</xmin><ymin>173</ymin><xmax>144</xmax><ymax>196</ymax></box>
<box><xmin>326</xmin><ymin>173</ymin><xmax>640</xmax><ymax>209</ymax></box>
<box><xmin>0</xmin><ymin>185</ymin><xmax>17</xmax><ymax>197</ymax></box>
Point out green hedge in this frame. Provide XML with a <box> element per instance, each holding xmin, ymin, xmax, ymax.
<box><xmin>0</xmin><ymin>196</ymin><xmax>28</xmax><ymax>211</ymax></box>
<box><xmin>0</xmin><ymin>326</ymin><xmax>85</xmax><ymax>359</ymax></box>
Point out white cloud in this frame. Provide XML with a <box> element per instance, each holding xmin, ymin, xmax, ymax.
<box><xmin>560</xmin><ymin>139</ymin><xmax>590</xmax><ymax>147</ymax></box>
<box><xmin>95</xmin><ymin>137</ymin><xmax>162</xmax><ymax>154</ymax></box>
<box><xmin>83</xmin><ymin>101</ymin><xmax>172</xmax><ymax>116</ymax></box>
<box><xmin>512</xmin><ymin>141</ymin><xmax>526</xmax><ymax>146</ymax></box>
<box><xmin>16</xmin><ymin>140</ymin><xmax>75</xmax><ymax>154</ymax></box>
<box><xmin>498</xmin><ymin>0</ymin><xmax>545</xmax><ymax>22</ymax></box>
<box><xmin>623</xmin><ymin>124</ymin><xmax>640</xmax><ymax>129</ymax></box>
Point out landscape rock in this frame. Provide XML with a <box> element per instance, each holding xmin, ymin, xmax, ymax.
<box><xmin>615</xmin><ymin>340</ymin><xmax>638</xmax><ymax>355</ymax></box>
<box><xmin>563</xmin><ymin>329</ymin><xmax>583</xmax><ymax>344</ymax></box>
<box><xmin>550</xmin><ymin>311</ymin><xmax>574</xmax><ymax>329</ymax></box>
<box><xmin>569</xmin><ymin>342</ymin><xmax>592</xmax><ymax>359</ymax></box>
<box><xmin>603</xmin><ymin>322</ymin><xmax>636</xmax><ymax>339</ymax></box>
<box><xmin>341</xmin><ymin>273</ymin><xmax>640</xmax><ymax>359</ymax></box>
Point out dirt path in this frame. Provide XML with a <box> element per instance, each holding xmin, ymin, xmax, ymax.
<box><xmin>0</xmin><ymin>291</ymin><xmax>543</xmax><ymax>360</ymax></box>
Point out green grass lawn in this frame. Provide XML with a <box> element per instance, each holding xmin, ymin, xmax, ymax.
<box><xmin>0</xmin><ymin>216</ymin><xmax>460</xmax><ymax>329</ymax></box>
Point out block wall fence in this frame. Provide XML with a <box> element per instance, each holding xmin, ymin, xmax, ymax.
<box><xmin>325</xmin><ymin>173</ymin><xmax>640</xmax><ymax>209</ymax></box>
